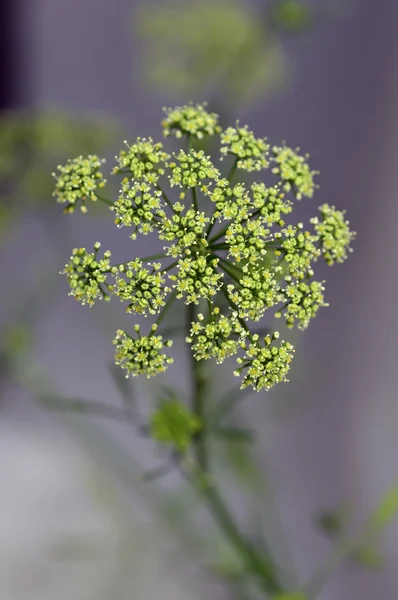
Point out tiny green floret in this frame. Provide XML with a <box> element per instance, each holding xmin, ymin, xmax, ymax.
<box><xmin>53</xmin><ymin>154</ymin><xmax>106</xmax><ymax>213</ymax></box>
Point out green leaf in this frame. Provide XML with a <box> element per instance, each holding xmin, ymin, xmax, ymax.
<box><xmin>369</xmin><ymin>484</ymin><xmax>398</xmax><ymax>531</ymax></box>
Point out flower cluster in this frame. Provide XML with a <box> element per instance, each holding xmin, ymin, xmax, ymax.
<box><xmin>114</xmin><ymin>260</ymin><xmax>170</xmax><ymax>315</ymax></box>
<box><xmin>61</xmin><ymin>243</ymin><xmax>115</xmax><ymax>306</ymax></box>
<box><xmin>311</xmin><ymin>204</ymin><xmax>355</xmax><ymax>265</ymax></box>
<box><xmin>235</xmin><ymin>332</ymin><xmax>295</xmax><ymax>392</ymax></box>
<box><xmin>150</xmin><ymin>399</ymin><xmax>201</xmax><ymax>451</ymax></box>
<box><xmin>113</xmin><ymin>138</ymin><xmax>169</xmax><ymax>180</ymax></box>
<box><xmin>159</xmin><ymin>203</ymin><xmax>209</xmax><ymax>257</ymax></box>
<box><xmin>271</xmin><ymin>144</ymin><xmax>317</xmax><ymax>199</ymax></box>
<box><xmin>168</xmin><ymin>149</ymin><xmax>220</xmax><ymax>189</ymax></box>
<box><xmin>275</xmin><ymin>224</ymin><xmax>320</xmax><ymax>279</ymax></box>
<box><xmin>221</xmin><ymin>123</ymin><xmax>269</xmax><ymax>171</ymax></box>
<box><xmin>113</xmin><ymin>325</ymin><xmax>173</xmax><ymax>378</ymax></box>
<box><xmin>57</xmin><ymin>103</ymin><xmax>354</xmax><ymax>391</ymax></box>
<box><xmin>278</xmin><ymin>279</ymin><xmax>327</xmax><ymax>330</ymax></box>
<box><xmin>111</xmin><ymin>179</ymin><xmax>163</xmax><ymax>239</ymax></box>
<box><xmin>227</xmin><ymin>264</ymin><xmax>282</xmax><ymax>321</ymax></box>
<box><xmin>53</xmin><ymin>154</ymin><xmax>106</xmax><ymax>213</ymax></box>
<box><xmin>170</xmin><ymin>254</ymin><xmax>222</xmax><ymax>305</ymax></box>
<box><xmin>162</xmin><ymin>103</ymin><xmax>220</xmax><ymax>139</ymax></box>
<box><xmin>187</xmin><ymin>308</ymin><xmax>244</xmax><ymax>363</ymax></box>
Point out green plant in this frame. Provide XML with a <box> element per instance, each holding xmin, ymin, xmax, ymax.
<box><xmin>53</xmin><ymin>102</ymin><xmax>395</xmax><ymax>600</ymax></box>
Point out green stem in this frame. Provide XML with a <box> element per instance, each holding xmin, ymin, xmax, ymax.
<box><xmin>154</xmin><ymin>290</ymin><xmax>178</xmax><ymax>328</ymax></box>
<box><xmin>96</xmin><ymin>194</ymin><xmax>114</xmax><ymax>207</ymax></box>
<box><xmin>189</xmin><ymin>470</ymin><xmax>282</xmax><ymax>596</ymax></box>
<box><xmin>192</xmin><ymin>186</ymin><xmax>198</xmax><ymax>212</ymax></box>
<box><xmin>187</xmin><ymin>302</ymin><xmax>208</xmax><ymax>470</ymax></box>
<box><xmin>209</xmin><ymin>225</ymin><xmax>229</xmax><ymax>245</ymax></box>
<box><xmin>161</xmin><ymin>260</ymin><xmax>178</xmax><ymax>274</ymax></box>
<box><xmin>226</xmin><ymin>157</ymin><xmax>239</xmax><ymax>184</ymax></box>
<box><xmin>157</xmin><ymin>185</ymin><xmax>176</xmax><ymax>212</ymax></box>
<box><xmin>140</xmin><ymin>252</ymin><xmax>167</xmax><ymax>262</ymax></box>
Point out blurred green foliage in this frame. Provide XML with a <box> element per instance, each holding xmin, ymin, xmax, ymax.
<box><xmin>0</xmin><ymin>110</ymin><xmax>117</xmax><ymax>234</ymax></box>
<box><xmin>136</xmin><ymin>0</ymin><xmax>288</xmax><ymax>109</ymax></box>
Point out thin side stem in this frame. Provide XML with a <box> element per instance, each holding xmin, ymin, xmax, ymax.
<box><xmin>188</xmin><ymin>469</ymin><xmax>283</xmax><ymax>596</ymax></box>
<box><xmin>187</xmin><ymin>302</ymin><xmax>208</xmax><ymax>470</ymax></box>
<box><xmin>192</xmin><ymin>186</ymin><xmax>198</xmax><ymax>212</ymax></box>
<box><xmin>96</xmin><ymin>194</ymin><xmax>114</xmax><ymax>207</ymax></box>
<box><xmin>226</xmin><ymin>157</ymin><xmax>239</xmax><ymax>184</ymax></box>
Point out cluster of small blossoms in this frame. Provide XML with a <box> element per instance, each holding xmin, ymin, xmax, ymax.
<box><xmin>150</xmin><ymin>400</ymin><xmax>201</xmax><ymax>452</ymax></box>
<box><xmin>61</xmin><ymin>243</ymin><xmax>115</xmax><ymax>306</ymax></box>
<box><xmin>275</xmin><ymin>224</ymin><xmax>320</xmax><ymax>279</ymax></box>
<box><xmin>159</xmin><ymin>203</ymin><xmax>209</xmax><ymax>257</ymax></box>
<box><xmin>271</xmin><ymin>144</ymin><xmax>318</xmax><ymax>199</ymax></box>
<box><xmin>114</xmin><ymin>260</ymin><xmax>170</xmax><ymax>315</ymax></box>
<box><xmin>168</xmin><ymin>149</ymin><xmax>220</xmax><ymax>189</ymax></box>
<box><xmin>113</xmin><ymin>138</ymin><xmax>169</xmax><ymax>180</ymax></box>
<box><xmin>113</xmin><ymin>325</ymin><xmax>173</xmax><ymax>378</ymax></box>
<box><xmin>56</xmin><ymin>102</ymin><xmax>355</xmax><ymax>392</ymax></box>
<box><xmin>187</xmin><ymin>308</ymin><xmax>244</xmax><ymax>363</ymax></box>
<box><xmin>53</xmin><ymin>154</ymin><xmax>106</xmax><ymax>213</ymax></box>
<box><xmin>235</xmin><ymin>332</ymin><xmax>295</xmax><ymax>391</ymax></box>
<box><xmin>111</xmin><ymin>179</ymin><xmax>163</xmax><ymax>239</ymax></box>
<box><xmin>251</xmin><ymin>183</ymin><xmax>292</xmax><ymax>226</ymax></box>
<box><xmin>227</xmin><ymin>264</ymin><xmax>283</xmax><ymax>321</ymax></box>
<box><xmin>221</xmin><ymin>123</ymin><xmax>270</xmax><ymax>171</ymax></box>
<box><xmin>311</xmin><ymin>204</ymin><xmax>356</xmax><ymax>265</ymax></box>
<box><xmin>162</xmin><ymin>103</ymin><xmax>221</xmax><ymax>139</ymax></box>
<box><xmin>277</xmin><ymin>278</ymin><xmax>327</xmax><ymax>330</ymax></box>
<box><xmin>210</xmin><ymin>182</ymin><xmax>251</xmax><ymax>223</ymax></box>
<box><xmin>170</xmin><ymin>254</ymin><xmax>222</xmax><ymax>305</ymax></box>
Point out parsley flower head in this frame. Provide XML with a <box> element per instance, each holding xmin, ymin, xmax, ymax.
<box><xmin>53</xmin><ymin>154</ymin><xmax>106</xmax><ymax>213</ymax></box>
<box><xmin>56</xmin><ymin>103</ymin><xmax>355</xmax><ymax>391</ymax></box>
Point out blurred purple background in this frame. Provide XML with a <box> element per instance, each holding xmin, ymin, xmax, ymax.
<box><xmin>1</xmin><ymin>1</ymin><xmax>398</xmax><ymax>599</ymax></box>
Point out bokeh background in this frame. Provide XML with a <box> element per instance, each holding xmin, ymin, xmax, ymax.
<box><xmin>1</xmin><ymin>1</ymin><xmax>398</xmax><ymax>599</ymax></box>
